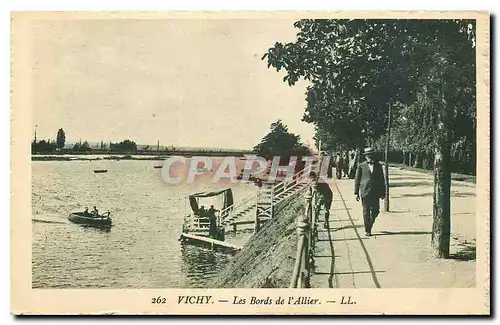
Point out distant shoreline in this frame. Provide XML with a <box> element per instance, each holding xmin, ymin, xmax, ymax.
<box><xmin>31</xmin><ymin>150</ymin><xmax>253</xmax><ymax>161</ymax></box>
<box><xmin>32</xmin><ymin>155</ymin><xmax>164</xmax><ymax>161</ymax></box>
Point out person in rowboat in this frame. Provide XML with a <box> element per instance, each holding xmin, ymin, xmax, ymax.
<box><xmin>84</xmin><ymin>207</ymin><xmax>90</xmax><ymax>217</ymax></box>
<box><xmin>91</xmin><ymin>206</ymin><xmax>99</xmax><ymax>217</ymax></box>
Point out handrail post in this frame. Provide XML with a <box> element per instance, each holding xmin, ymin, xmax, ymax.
<box><xmin>289</xmin><ymin>170</ymin><xmax>319</xmax><ymax>288</ymax></box>
<box><xmin>270</xmin><ymin>185</ymin><xmax>274</xmax><ymax>218</ymax></box>
<box><xmin>255</xmin><ymin>189</ymin><xmax>260</xmax><ymax>234</ymax></box>
<box><xmin>254</xmin><ymin>196</ymin><xmax>260</xmax><ymax>234</ymax></box>
<box><xmin>301</xmin><ymin>188</ymin><xmax>313</xmax><ymax>288</ymax></box>
<box><xmin>311</xmin><ymin>186</ymin><xmax>317</xmax><ymax>223</ymax></box>
<box><xmin>308</xmin><ymin>186</ymin><xmax>314</xmax><ymax>251</ymax></box>
<box><xmin>309</xmin><ymin>186</ymin><xmax>317</xmax><ymax>272</ymax></box>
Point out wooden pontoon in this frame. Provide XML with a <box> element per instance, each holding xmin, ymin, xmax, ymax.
<box><xmin>180</xmin><ymin>188</ymin><xmax>233</xmax><ymax>247</ymax></box>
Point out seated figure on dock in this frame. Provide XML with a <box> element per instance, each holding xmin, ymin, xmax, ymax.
<box><xmin>198</xmin><ymin>206</ymin><xmax>210</xmax><ymax>229</ymax></box>
<box><xmin>198</xmin><ymin>206</ymin><xmax>207</xmax><ymax>216</ymax></box>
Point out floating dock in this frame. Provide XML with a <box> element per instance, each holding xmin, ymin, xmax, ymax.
<box><xmin>179</xmin><ymin>232</ymin><xmax>243</xmax><ymax>252</ymax></box>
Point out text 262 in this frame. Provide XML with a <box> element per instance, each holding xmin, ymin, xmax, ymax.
<box><xmin>151</xmin><ymin>296</ymin><xmax>166</xmax><ymax>304</ymax></box>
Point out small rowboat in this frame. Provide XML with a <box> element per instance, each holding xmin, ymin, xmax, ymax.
<box><xmin>68</xmin><ymin>212</ymin><xmax>112</xmax><ymax>227</ymax></box>
<box><xmin>94</xmin><ymin>169</ymin><xmax>108</xmax><ymax>173</ymax></box>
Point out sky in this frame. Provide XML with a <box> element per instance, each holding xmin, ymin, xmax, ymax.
<box><xmin>30</xmin><ymin>18</ymin><xmax>316</xmax><ymax>150</ymax></box>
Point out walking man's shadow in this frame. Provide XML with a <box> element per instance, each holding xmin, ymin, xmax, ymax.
<box><xmin>375</xmin><ymin>230</ymin><xmax>432</xmax><ymax>236</ymax></box>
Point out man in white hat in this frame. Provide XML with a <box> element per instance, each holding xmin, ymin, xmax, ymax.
<box><xmin>354</xmin><ymin>147</ymin><xmax>386</xmax><ymax>236</ymax></box>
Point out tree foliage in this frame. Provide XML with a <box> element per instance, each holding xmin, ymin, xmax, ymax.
<box><xmin>110</xmin><ymin>139</ymin><xmax>138</xmax><ymax>152</ymax></box>
<box><xmin>263</xmin><ymin>19</ymin><xmax>476</xmax><ymax>258</ymax></box>
<box><xmin>56</xmin><ymin>128</ymin><xmax>66</xmax><ymax>150</ymax></box>
<box><xmin>263</xmin><ymin>19</ymin><xmax>409</xmax><ymax>149</ymax></box>
<box><xmin>73</xmin><ymin>141</ymin><xmax>91</xmax><ymax>152</ymax></box>
<box><xmin>253</xmin><ymin>120</ymin><xmax>311</xmax><ymax>157</ymax></box>
<box><xmin>262</xmin><ymin>20</ymin><xmax>475</xmax><ymax>174</ymax></box>
<box><xmin>32</xmin><ymin>140</ymin><xmax>56</xmax><ymax>153</ymax></box>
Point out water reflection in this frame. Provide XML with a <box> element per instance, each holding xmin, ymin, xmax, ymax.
<box><xmin>32</xmin><ymin>160</ymin><xmax>256</xmax><ymax>288</ymax></box>
<box><xmin>78</xmin><ymin>225</ymin><xmax>112</xmax><ymax>233</ymax></box>
<box><xmin>180</xmin><ymin>243</ymin><xmax>233</xmax><ymax>288</ymax></box>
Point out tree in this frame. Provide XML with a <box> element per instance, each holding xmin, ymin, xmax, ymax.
<box><xmin>110</xmin><ymin>139</ymin><xmax>138</xmax><ymax>152</ymax></box>
<box><xmin>263</xmin><ymin>19</ymin><xmax>476</xmax><ymax>258</ymax></box>
<box><xmin>72</xmin><ymin>140</ymin><xmax>91</xmax><ymax>152</ymax></box>
<box><xmin>389</xmin><ymin>21</ymin><xmax>475</xmax><ymax>258</ymax></box>
<box><xmin>33</xmin><ymin>140</ymin><xmax>56</xmax><ymax>153</ymax></box>
<box><xmin>73</xmin><ymin>141</ymin><xmax>91</xmax><ymax>152</ymax></box>
<box><xmin>253</xmin><ymin>120</ymin><xmax>310</xmax><ymax>157</ymax></box>
<box><xmin>56</xmin><ymin>128</ymin><xmax>66</xmax><ymax>150</ymax></box>
<box><xmin>263</xmin><ymin>20</ymin><xmax>412</xmax><ymax>151</ymax></box>
<box><xmin>80</xmin><ymin>141</ymin><xmax>91</xmax><ymax>152</ymax></box>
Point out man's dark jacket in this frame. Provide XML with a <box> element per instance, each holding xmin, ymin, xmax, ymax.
<box><xmin>354</xmin><ymin>161</ymin><xmax>386</xmax><ymax>198</ymax></box>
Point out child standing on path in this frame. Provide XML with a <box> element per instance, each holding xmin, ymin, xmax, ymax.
<box><xmin>310</xmin><ymin>171</ymin><xmax>333</xmax><ymax>229</ymax></box>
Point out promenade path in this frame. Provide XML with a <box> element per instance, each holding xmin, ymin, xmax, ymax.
<box><xmin>310</xmin><ymin>166</ymin><xmax>476</xmax><ymax>288</ymax></box>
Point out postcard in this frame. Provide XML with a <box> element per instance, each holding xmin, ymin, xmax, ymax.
<box><xmin>11</xmin><ymin>11</ymin><xmax>490</xmax><ymax>315</ymax></box>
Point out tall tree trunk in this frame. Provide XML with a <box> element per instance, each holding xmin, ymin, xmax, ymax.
<box><xmin>384</xmin><ymin>104</ymin><xmax>391</xmax><ymax>212</ymax></box>
<box><xmin>428</xmin><ymin>151</ymin><xmax>435</xmax><ymax>170</ymax></box>
<box><xmin>408</xmin><ymin>152</ymin><xmax>412</xmax><ymax>166</ymax></box>
<box><xmin>355</xmin><ymin>147</ymin><xmax>361</xmax><ymax>173</ymax></box>
<box><xmin>344</xmin><ymin>150</ymin><xmax>349</xmax><ymax>177</ymax></box>
<box><xmin>412</xmin><ymin>152</ymin><xmax>419</xmax><ymax>168</ymax></box>
<box><xmin>422</xmin><ymin>154</ymin><xmax>429</xmax><ymax>169</ymax></box>
<box><xmin>356</xmin><ymin>139</ymin><xmax>363</xmax><ymax>169</ymax></box>
<box><xmin>431</xmin><ymin>89</ymin><xmax>452</xmax><ymax>258</ymax></box>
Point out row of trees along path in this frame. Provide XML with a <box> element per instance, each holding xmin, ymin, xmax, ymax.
<box><xmin>263</xmin><ymin>19</ymin><xmax>476</xmax><ymax>258</ymax></box>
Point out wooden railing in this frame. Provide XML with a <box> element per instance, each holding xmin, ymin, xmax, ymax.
<box><xmin>219</xmin><ymin>193</ymin><xmax>258</xmax><ymax>226</ymax></box>
<box><xmin>184</xmin><ymin>192</ymin><xmax>257</xmax><ymax>231</ymax></box>
<box><xmin>263</xmin><ymin>165</ymin><xmax>314</xmax><ymax>218</ymax></box>
<box><xmin>215</xmin><ymin>163</ymin><xmax>316</xmax><ymax>233</ymax></box>
<box><xmin>184</xmin><ymin>160</ymin><xmax>319</xmax><ymax>234</ymax></box>
<box><xmin>273</xmin><ymin>167</ymin><xmax>313</xmax><ymax>205</ymax></box>
<box><xmin>289</xmin><ymin>186</ymin><xmax>318</xmax><ymax>288</ymax></box>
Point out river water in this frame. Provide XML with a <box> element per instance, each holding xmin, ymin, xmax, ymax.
<box><xmin>32</xmin><ymin>159</ymin><xmax>256</xmax><ymax>288</ymax></box>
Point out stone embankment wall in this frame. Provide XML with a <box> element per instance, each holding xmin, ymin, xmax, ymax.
<box><xmin>211</xmin><ymin>195</ymin><xmax>306</xmax><ymax>288</ymax></box>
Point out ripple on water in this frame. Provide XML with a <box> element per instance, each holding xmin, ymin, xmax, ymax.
<box><xmin>32</xmin><ymin>160</ymin><xmax>256</xmax><ymax>288</ymax></box>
